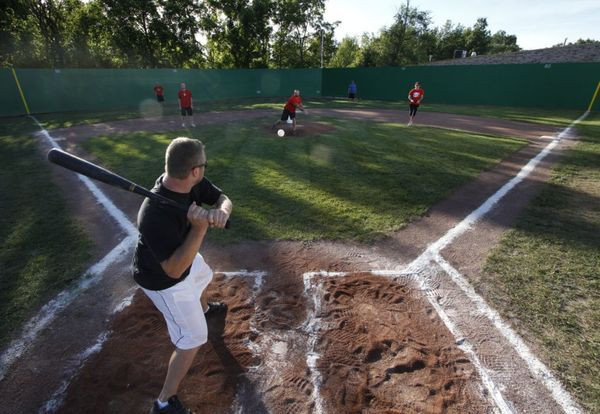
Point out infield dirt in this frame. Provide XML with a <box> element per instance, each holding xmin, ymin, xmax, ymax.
<box><xmin>1</xmin><ymin>108</ymin><xmax>572</xmax><ymax>414</ymax></box>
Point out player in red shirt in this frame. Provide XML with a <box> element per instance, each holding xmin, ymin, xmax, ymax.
<box><xmin>272</xmin><ymin>89</ymin><xmax>307</xmax><ymax>135</ymax></box>
<box><xmin>178</xmin><ymin>83</ymin><xmax>196</xmax><ymax>128</ymax></box>
<box><xmin>154</xmin><ymin>83</ymin><xmax>165</xmax><ymax>103</ymax></box>
<box><xmin>407</xmin><ymin>81</ymin><xmax>425</xmax><ymax>126</ymax></box>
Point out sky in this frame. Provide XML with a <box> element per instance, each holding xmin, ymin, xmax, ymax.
<box><xmin>324</xmin><ymin>0</ymin><xmax>600</xmax><ymax>50</ymax></box>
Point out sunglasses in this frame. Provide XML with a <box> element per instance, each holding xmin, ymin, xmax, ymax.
<box><xmin>192</xmin><ymin>162</ymin><xmax>207</xmax><ymax>170</ymax></box>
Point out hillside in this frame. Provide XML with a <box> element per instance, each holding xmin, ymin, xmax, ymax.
<box><xmin>428</xmin><ymin>43</ymin><xmax>600</xmax><ymax>65</ymax></box>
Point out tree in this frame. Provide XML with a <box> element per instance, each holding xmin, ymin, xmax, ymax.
<box><xmin>28</xmin><ymin>0</ymin><xmax>70</xmax><ymax>67</ymax></box>
<box><xmin>359</xmin><ymin>32</ymin><xmax>385</xmax><ymax>67</ymax></box>
<box><xmin>328</xmin><ymin>36</ymin><xmax>361</xmax><ymax>67</ymax></box>
<box><xmin>271</xmin><ymin>0</ymin><xmax>328</xmax><ymax>68</ymax></box>
<box><xmin>157</xmin><ymin>0</ymin><xmax>204</xmax><ymax>68</ymax></box>
<box><xmin>200</xmin><ymin>0</ymin><xmax>273</xmax><ymax>68</ymax></box>
<box><xmin>552</xmin><ymin>38</ymin><xmax>600</xmax><ymax>47</ymax></box>
<box><xmin>101</xmin><ymin>0</ymin><xmax>165</xmax><ymax>67</ymax></box>
<box><xmin>464</xmin><ymin>17</ymin><xmax>491</xmax><ymax>55</ymax></box>
<box><xmin>488</xmin><ymin>30</ymin><xmax>520</xmax><ymax>54</ymax></box>
<box><xmin>378</xmin><ymin>0</ymin><xmax>432</xmax><ymax>65</ymax></box>
<box><xmin>433</xmin><ymin>20</ymin><xmax>467</xmax><ymax>60</ymax></box>
<box><xmin>305</xmin><ymin>21</ymin><xmax>338</xmax><ymax>67</ymax></box>
<box><xmin>0</xmin><ymin>1</ymin><xmax>41</xmax><ymax>66</ymax></box>
<box><xmin>98</xmin><ymin>0</ymin><xmax>206</xmax><ymax>68</ymax></box>
<box><xmin>355</xmin><ymin>0</ymin><xmax>434</xmax><ymax>67</ymax></box>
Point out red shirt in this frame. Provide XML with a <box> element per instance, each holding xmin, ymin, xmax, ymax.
<box><xmin>408</xmin><ymin>88</ymin><xmax>424</xmax><ymax>106</ymax></box>
<box><xmin>153</xmin><ymin>85</ymin><xmax>164</xmax><ymax>96</ymax></box>
<box><xmin>284</xmin><ymin>95</ymin><xmax>302</xmax><ymax>113</ymax></box>
<box><xmin>178</xmin><ymin>89</ymin><xmax>192</xmax><ymax>108</ymax></box>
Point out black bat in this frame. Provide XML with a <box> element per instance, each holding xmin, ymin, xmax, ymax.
<box><xmin>47</xmin><ymin>148</ymin><xmax>230</xmax><ymax>228</ymax></box>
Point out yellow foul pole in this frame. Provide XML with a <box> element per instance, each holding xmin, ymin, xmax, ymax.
<box><xmin>11</xmin><ymin>67</ymin><xmax>30</xmax><ymax>115</ymax></box>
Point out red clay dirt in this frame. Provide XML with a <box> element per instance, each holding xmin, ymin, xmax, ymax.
<box><xmin>0</xmin><ymin>107</ymin><xmax>569</xmax><ymax>414</ymax></box>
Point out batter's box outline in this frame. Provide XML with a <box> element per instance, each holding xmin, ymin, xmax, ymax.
<box><xmin>218</xmin><ymin>269</ymin><xmax>509</xmax><ymax>414</ymax></box>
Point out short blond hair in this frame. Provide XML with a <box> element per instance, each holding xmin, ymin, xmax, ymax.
<box><xmin>165</xmin><ymin>137</ymin><xmax>204</xmax><ymax>179</ymax></box>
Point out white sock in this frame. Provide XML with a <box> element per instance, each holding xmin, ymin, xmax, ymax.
<box><xmin>157</xmin><ymin>399</ymin><xmax>168</xmax><ymax>409</ymax></box>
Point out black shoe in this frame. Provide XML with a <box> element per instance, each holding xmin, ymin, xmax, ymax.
<box><xmin>150</xmin><ymin>395</ymin><xmax>192</xmax><ymax>414</ymax></box>
<box><xmin>204</xmin><ymin>301</ymin><xmax>227</xmax><ymax>317</ymax></box>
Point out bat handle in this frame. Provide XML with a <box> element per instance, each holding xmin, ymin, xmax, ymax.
<box><xmin>155</xmin><ymin>196</ymin><xmax>231</xmax><ymax>229</ymax></box>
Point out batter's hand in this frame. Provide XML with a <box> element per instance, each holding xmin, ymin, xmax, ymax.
<box><xmin>208</xmin><ymin>208</ymin><xmax>229</xmax><ymax>228</ymax></box>
<box><xmin>188</xmin><ymin>203</ymin><xmax>209</xmax><ymax>229</ymax></box>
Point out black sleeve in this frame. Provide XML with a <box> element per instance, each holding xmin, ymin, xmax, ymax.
<box><xmin>191</xmin><ymin>177</ymin><xmax>223</xmax><ymax>206</ymax></box>
<box><xmin>138</xmin><ymin>206</ymin><xmax>182</xmax><ymax>263</ymax></box>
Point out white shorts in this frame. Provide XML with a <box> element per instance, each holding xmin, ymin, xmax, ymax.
<box><xmin>141</xmin><ymin>254</ymin><xmax>213</xmax><ymax>350</ymax></box>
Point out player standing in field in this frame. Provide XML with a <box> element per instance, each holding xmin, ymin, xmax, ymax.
<box><xmin>348</xmin><ymin>80</ymin><xmax>357</xmax><ymax>101</ymax></box>
<box><xmin>135</xmin><ymin>137</ymin><xmax>232</xmax><ymax>414</ymax></box>
<box><xmin>407</xmin><ymin>81</ymin><xmax>424</xmax><ymax>126</ymax></box>
<box><xmin>271</xmin><ymin>89</ymin><xmax>307</xmax><ymax>135</ymax></box>
<box><xmin>154</xmin><ymin>83</ymin><xmax>165</xmax><ymax>103</ymax></box>
<box><xmin>178</xmin><ymin>83</ymin><xmax>196</xmax><ymax>128</ymax></box>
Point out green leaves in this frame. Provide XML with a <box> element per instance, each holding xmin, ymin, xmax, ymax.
<box><xmin>1</xmin><ymin>0</ymin><xmax>524</xmax><ymax>68</ymax></box>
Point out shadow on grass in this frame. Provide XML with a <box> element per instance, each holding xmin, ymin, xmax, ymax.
<box><xmin>81</xmin><ymin>116</ymin><xmax>530</xmax><ymax>243</ymax></box>
<box><xmin>0</xmin><ymin>118</ymin><xmax>92</xmax><ymax>346</ymax></box>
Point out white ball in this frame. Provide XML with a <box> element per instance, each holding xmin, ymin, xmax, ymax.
<box><xmin>277</xmin><ymin>129</ymin><xmax>285</xmax><ymax>137</ymax></box>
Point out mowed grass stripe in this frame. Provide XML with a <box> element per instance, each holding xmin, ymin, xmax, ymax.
<box><xmin>0</xmin><ymin>118</ymin><xmax>92</xmax><ymax>347</ymax></box>
<box><xmin>82</xmin><ymin>116</ymin><xmax>526</xmax><ymax>242</ymax></box>
<box><xmin>484</xmin><ymin>113</ymin><xmax>600</xmax><ymax>412</ymax></box>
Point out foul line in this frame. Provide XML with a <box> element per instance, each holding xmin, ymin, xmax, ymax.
<box><xmin>0</xmin><ymin>118</ymin><xmax>138</xmax><ymax>383</ymax></box>
<box><xmin>30</xmin><ymin>116</ymin><xmax>137</xmax><ymax>236</ymax></box>
<box><xmin>433</xmin><ymin>254</ymin><xmax>580</xmax><ymax>413</ymax></box>
<box><xmin>41</xmin><ymin>290</ymin><xmax>136</xmax><ymax>413</ymax></box>
<box><xmin>400</xmin><ymin>111</ymin><xmax>589</xmax><ymax>413</ymax></box>
<box><xmin>0</xmin><ymin>235</ymin><xmax>135</xmax><ymax>381</ymax></box>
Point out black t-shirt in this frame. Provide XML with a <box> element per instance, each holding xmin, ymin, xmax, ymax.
<box><xmin>133</xmin><ymin>174</ymin><xmax>222</xmax><ymax>291</ymax></box>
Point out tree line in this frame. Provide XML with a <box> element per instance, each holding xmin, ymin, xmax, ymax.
<box><xmin>1</xmin><ymin>0</ymin><xmax>524</xmax><ymax>69</ymax></box>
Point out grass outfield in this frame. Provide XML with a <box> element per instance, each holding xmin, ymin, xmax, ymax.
<box><xmin>0</xmin><ymin>118</ymin><xmax>92</xmax><ymax>347</ymax></box>
<box><xmin>32</xmin><ymin>99</ymin><xmax>582</xmax><ymax>130</ymax></box>
<box><xmin>483</xmin><ymin>114</ymin><xmax>600</xmax><ymax>412</ymax></box>
<box><xmin>82</xmin><ymin>115</ymin><xmax>525</xmax><ymax>243</ymax></box>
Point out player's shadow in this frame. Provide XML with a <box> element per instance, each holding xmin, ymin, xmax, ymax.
<box><xmin>207</xmin><ymin>311</ymin><xmax>269</xmax><ymax>414</ymax></box>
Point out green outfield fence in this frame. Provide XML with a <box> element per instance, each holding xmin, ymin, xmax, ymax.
<box><xmin>0</xmin><ymin>68</ymin><xmax>323</xmax><ymax>116</ymax></box>
<box><xmin>1</xmin><ymin>63</ymin><xmax>599</xmax><ymax>117</ymax></box>
<box><xmin>323</xmin><ymin>63</ymin><xmax>600</xmax><ymax>111</ymax></box>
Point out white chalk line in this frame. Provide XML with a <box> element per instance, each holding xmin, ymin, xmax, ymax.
<box><xmin>0</xmin><ymin>234</ymin><xmax>136</xmax><ymax>382</ymax></box>
<box><xmin>30</xmin><ymin>116</ymin><xmax>137</xmax><ymax>236</ymax></box>
<box><xmin>414</xmin><ymin>110</ymin><xmax>588</xmax><ymax>263</ymax></box>
<box><xmin>398</xmin><ymin>111</ymin><xmax>589</xmax><ymax>413</ymax></box>
<box><xmin>0</xmin><ymin>118</ymin><xmax>137</xmax><ymax>407</ymax></box>
<box><xmin>21</xmin><ymin>112</ymin><xmax>588</xmax><ymax>412</ymax></box>
<box><xmin>39</xmin><ymin>331</ymin><xmax>111</xmax><ymax>414</ymax></box>
<box><xmin>302</xmin><ymin>273</ymin><xmax>328</xmax><ymax>414</ymax></box>
<box><xmin>43</xmin><ymin>270</ymin><xmax>262</xmax><ymax>414</ymax></box>
<box><xmin>220</xmin><ymin>270</ymin><xmax>267</xmax><ymax>370</ymax></box>
<box><xmin>433</xmin><ymin>254</ymin><xmax>581</xmax><ymax>414</ymax></box>
<box><xmin>415</xmin><ymin>264</ymin><xmax>515</xmax><ymax>413</ymax></box>
<box><xmin>302</xmin><ymin>270</ymin><xmax>512</xmax><ymax>413</ymax></box>
<box><xmin>38</xmin><ymin>289</ymin><xmax>138</xmax><ymax>414</ymax></box>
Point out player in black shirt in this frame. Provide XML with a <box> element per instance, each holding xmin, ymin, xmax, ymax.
<box><xmin>134</xmin><ymin>137</ymin><xmax>232</xmax><ymax>414</ymax></box>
